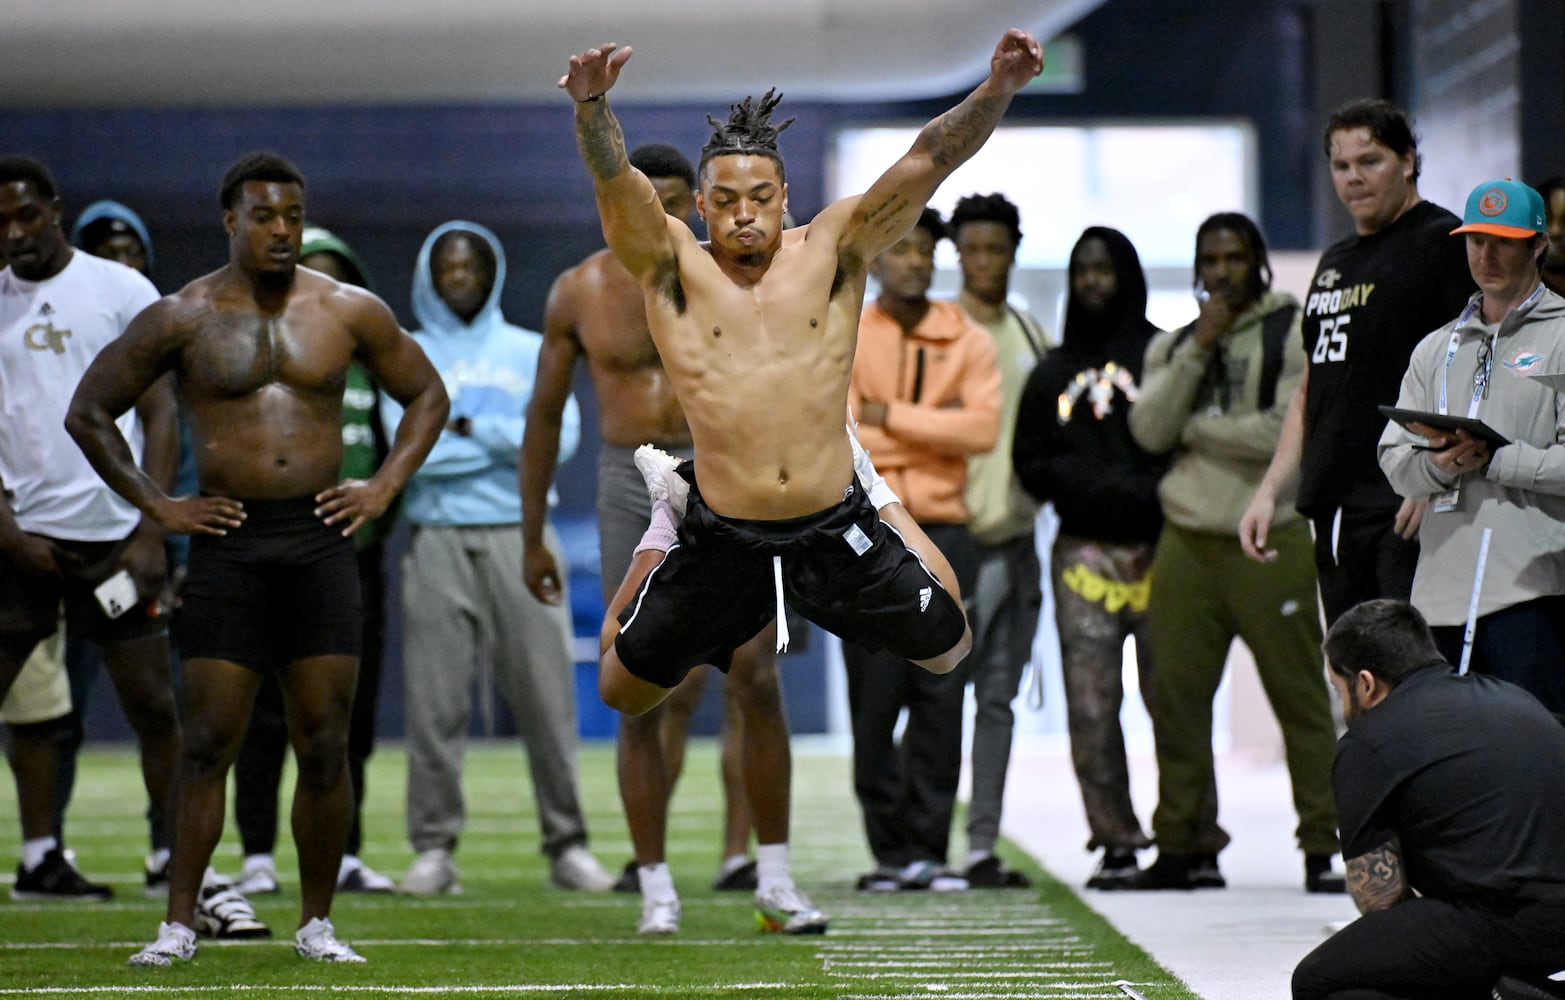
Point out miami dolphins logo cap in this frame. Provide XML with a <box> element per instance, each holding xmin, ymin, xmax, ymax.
<box><xmin>1451</xmin><ymin>178</ymin><xmax>1547</xmax><ymax>238</ymax></box>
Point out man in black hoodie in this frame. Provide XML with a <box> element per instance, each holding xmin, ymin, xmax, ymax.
<box><xmin>1012</xmin><ymin>227</ymin><xmax>1167</xmax><ymax>888</ymax></box>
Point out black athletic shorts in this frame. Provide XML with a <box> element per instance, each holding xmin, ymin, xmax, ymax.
<box><xmin>615</xmin><ymin>465</ymin><xmax>966</xmax><ymax>688</ymax></box>
<box><xmin>177</xmin><ymin>495</ymin><xmax>361</xmax><ymax>672</ymax></box>
<box><xmin>0</xmin><ymin>532</ymin><xmax>165</xmax><ymax>664</ymax></box>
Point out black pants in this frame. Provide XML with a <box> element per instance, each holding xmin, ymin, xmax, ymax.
<box><xmin>1293</xmin><ymin>895</ymin><xmax>1565</xmax><ymax>1000</ymax></box>
<box><xmin>842</xmin><ymin>522</ymin><xmax>975</xmax><ymax>869</ymax></box>
<box><xmin>1311</xmin><ymin>505</ymin><xmax>1418</xmax><ymax>626</ymax></box>
<box><xmin>234</xmin><ymin>544</ymin><xmax>386</xmax><ymax>857</ymax></box>
<box><xmin>1431</xmin><ymin>595</ymin><xmax>1565</xmax><ymax>717</ymax></box>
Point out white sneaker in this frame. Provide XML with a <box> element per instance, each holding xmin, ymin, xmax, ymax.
<box><xmin>399</xmin><ymin>848</ymin><xmax>460</xmax><ymax>895</ymax></box>
<box><xmin>194</xmin><ymin>884</ymin><xmax>271</xmax><ymax>939</ymax></box>
<box><xmin>233</xmin><ymin>855</ymin><xmax>279</xmax><ymax>895</ymax></box>
<box><xmin>754</xmin><ymin>883</ymin><xmax>829</xmax><ymax>935</ymax></box>
<box><xmin>337</xmin><ymin>855</ymin><xmax>395</xmax><ymax>894</ymax></box>
<box><xmin>550</xmin><ymin>845</ymin><xmax>615</xmax><ymax>892</ymax></box>
<box><xmin>128</xmin><ymin>921</ymin><xmax>197</xmax><ymax>967</ymax></box>
<box><xmin>295</xmin><ymin>916</ymin><xmax>365</xmax><ymax>963</ymax></box>
<box><xmin>637</xmin><ymin>895</ymin><xmax>681</xmax><ymax>935</ymax></box>
<box><xmin>846</xmin><ymin>423</ymin><xmax>899</xmax><ymax>509</ymax></box>
<box><xmin>633</xmin><ymin>445</ymin><xmax>688</xmax><ymax>516</ymax></box>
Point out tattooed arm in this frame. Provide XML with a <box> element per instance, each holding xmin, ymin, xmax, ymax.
<box><xmin>827</xmin><ymin>29</ymin><xmax>1043</xmax><ymax>263</ymax></box>
<box><xmin>1344</xmin><ymin>839</ymin><xmax>1413</xmax><ymax>914</ymax></box>
<box><xmin>559</xmin><ymin>43</ymin><xmax>681</xmax><ymax>282</ymax></box>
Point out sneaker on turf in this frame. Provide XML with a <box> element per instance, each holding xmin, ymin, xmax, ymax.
<box><xmin>1304</xmin><ymin>853</ymin><xmax>1347</xmax><ymax>894</ymax></box>
<box><xmin>964</xmin><ymin>853</ymin><xmax>1032</xmax><ymax>889</ymax></box>
<box><xmin>10</xmin><ymin>847</ymin><xmax>113</xmax><ymax>901</ymax></box>
<box><xmin>1084</xmin><ymin>847</ymin><xmax>1141</xmax><ymax>890</ymax></box>
<box><xmin>399</xmin><ymin>848</ymin><xmax>460</xmax><ymax>895</ymax></box>
<box><xmin>550</xmin><ymin>845</ymin><xmax>615</xmax><ymax>891</ymax></box>
<box><xmin>898</xmin><ymin>859</ymin><xmax>968</xmax><ymax>892</ymax></box>
<box><xmin>337</xmin><ymin>856</ymin><xmax>394</xmax><ymax>894</ymax></box>
<box><xmin>195</xmin><ymin>883</ymin><xmax>271</xmax><ymax>939</ymax></box>
<box><xmin>1191</xmin><ymin>853</ymin><xmax>1227</xmax><ymax>889</ymax></box>
<box><xmin>128</xmin><ymin>921</ymin><xmax>196</xmax><ymax>967</ymax></box>
<box><xmin>612</xmin><ymin>859</ymin><xmax>639</xmax><ymax>893</ymax></box>
<box><xmin>713</xmin><ymin>858</ymin><xmax>758</xmax><ymax>892</ymax></box>
<box><xmin>754</xmin><ymin>883</ymin><xmax>828</xmax><ymax>935</ymax></box>
<box><xmin>637</xmin><ymin>895</ymin><xmax>681</xmax><ymax>935</ymax></box>
<box><xmin>233</xmin><ymin>854</ymin><xmax>280</xmax><ymax>895</ymax></box>
<box><xmin>855</xmin><ymin>866</ymin><xmax>901</xmax><ymax>892</ymax></box>
<box><xmin>295</xmin><ymin>916</ymin><xmax>365</xmax><ymax>962</ymax></box>
<box><xmin>633</xmin><ymin>444</ymin><xmax>688</xmax><ymax>517</ymax></box>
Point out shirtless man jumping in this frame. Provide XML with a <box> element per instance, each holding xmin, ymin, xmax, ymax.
<box><xmin>559</xmin><ymin>26</ymin><xmax>1042</xmax><ymax>928</ymax></box>
<box><xmin>521</xmin><ymin>143</ymin><xmax>794</xmax><ymax>935</ymax></box>
<box><xmin>66</xmin><ymin>152</ymin><xmax>448</xmax><ymax>967</ymax></box>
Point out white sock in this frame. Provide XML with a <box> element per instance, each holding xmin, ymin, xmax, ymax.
<box><xmin>717</xmin><ymin>854</ymin><xmax>751</xmax><ymax>878</ymax></box>
<box><xmin>755</xmin><ymin>842</ymin><xmax>792</xmax><ymax>894</ymax></box>
<box><xmin>633</xmin><ymin>501</ymin><xmax>679</xmax><ymax>556</ymax></box>
<box><xmin>147</xmin><ymin>847</ymin><xmax>171</xmax><ymax>871</ymax></box>
<box><xmin>638</xmin><ymin>862</ymin><xmax>676</xmax><ymax>900</ymax></box>
<box><xmin>338</xmin><ymin>854</ymin><xmax>363</xmax><ymax>879</ymax></box>
<box><xmin>21</xmin><ymin>837</ymin><xmax>58</xmax><ymax>872</ymax></box>
<box><xmin>965</xmin><ymin>849</ymin><xmax>993</xmax><ymax>868</ymax></box>
<box><xmin>241</xmin><ymin>852</ymin><xmax>273</xmax><ymax>875</ymax></box>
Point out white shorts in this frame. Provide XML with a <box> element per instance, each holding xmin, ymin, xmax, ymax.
<box><xmin>1</xmin><ymin>628</ymin><xmax>71</xmax><ymax>724</ymax></box>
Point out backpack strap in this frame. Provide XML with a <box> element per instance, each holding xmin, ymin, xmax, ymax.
<box><xmin>1256</xmin><ymin>304</ymin><xmax>1300</xmax><ymax>411</ymax></box>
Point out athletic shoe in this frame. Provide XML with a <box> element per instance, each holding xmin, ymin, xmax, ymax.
<box><xmin>964</xmin><ymin>853</ymin><xmax>1032</xmax><ymax>889</ymax></box>
<box><xmin>233</xmin><ymin>855</ymin><xmax>280</xmax><ymax>896</ymax></box>
<box><xmin>1493</xmin><ymin>972</ymin><xmax>1565</xmax><ymax>1000</ymax></box>
<box><xmin>713</xmin><ymin>858</ymin><xmax>758</xmax><ymax>892</ymax></box>
<box><xmin>633</xmin><ymin>444</ymin><xmax>688</xmax><ymax>516</ymax></box>
<box><xmin>637</xmin><ymin>895</ymin><xmax>681</xmax><ymax>935</ymax></box>
<box><xmin>754</xmin><ymin>883</ymin><xmax>828</xmax><ymax>935</ymax></box>
<box><xmin>295</xmin><ymin>916</ymin><xmax>365</xmax><ymax>962</ymax></box>
<box><xmin>399</xmin><ymin>848</ymin><xmax>460</xmax><ymax>895</ymax></box>
<box><xmin>337</xmin><ymin>857</ymin><xmax>395</xmax><ymax>894</ymax></box>
<box><xmin>194</xmin><ymin>884</ymin><xmax>271</xmax><ymax>939</ymax></box>
<box><xmin>612</xmin><ymin>859</ymin><xmax>639</xmax><ymax>894</ymax></box>
<box><xmin>855</xmin><ymin>866</ymin><xmax>901</xmax><ymax>892</ymax></box>
<box><xmin>1084</xmin><ymin>847</ymin><xmax>1141</xmax><ymax>890</ymax></box>
<box><xmin>847</xmin><ymin>423</ymin><xmax>899</xmax><ymax>509</ymax></box>
<box><xmin>1305</xmin><ymin>853</ymin><xmax>1347</xmax><ymax>894</ymax></box>
<box><xmin>128</xmin><ymin>921</ymin><xmax>197</xmax><ymax>967</ymax></box>
<box><xmin>1119</xmin><ymin>851</ymin><xmax>1198</xmax><ymax>891</ymax></box>
<box><xmin>549</xmin><ymin>845</ymin><xmax>615</xmax><ymax>891</ymax></box>
<box><xmin>10</xmin><ymin>847</ymin><xmax>113</xmax><ymax>901</ymax></box>
<box><xmin>144</xmin><ymin>854</ymin><xmax>170</xmax><ymax>898</ymax></box>
<box><xmin>1191</xmin><ymin>854</ymin><xmax>1227</xmax><ymax>889</ymax></box>
<box><xmin>897</xmin><ymin>860</ymin><xmax>969</xmax><ymax>892</ymax></box>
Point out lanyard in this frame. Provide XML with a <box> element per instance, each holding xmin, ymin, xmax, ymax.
<box><xmin>1437</xmin><ymin>285</ymin><xmax>1546</xmax><ymax>417</ymax></box>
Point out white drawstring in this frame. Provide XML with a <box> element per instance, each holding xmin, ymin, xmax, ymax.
<box><xmin>772</xmin><ymin>555</ymin><xmax>790</xmax><ymax>653</ymax></box>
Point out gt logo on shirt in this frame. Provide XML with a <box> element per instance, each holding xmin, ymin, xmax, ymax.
<box><xmin>24</xmin><ymin>321</ymin><xmax>71</xmax><ymax>354</ymax></box>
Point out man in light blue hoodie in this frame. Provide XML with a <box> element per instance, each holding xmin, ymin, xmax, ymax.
<box><xmin>384</xmin><ymin>221</ymin><xmax>613</xmax><ymax>895</ymax></box>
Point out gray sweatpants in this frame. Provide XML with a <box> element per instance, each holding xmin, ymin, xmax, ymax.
<box><xmin>401</xmin><ymin>521</ymin><xmax>589</xmax><ymax>859</ymax></box>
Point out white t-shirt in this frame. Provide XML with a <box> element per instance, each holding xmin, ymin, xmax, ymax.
<box><xmin>0</xmin><ymin>251</ymin><xmax>160</xmax><ymax>541</ymax></box>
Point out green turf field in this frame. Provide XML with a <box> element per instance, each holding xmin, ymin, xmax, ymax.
<box><xmin>0</xmin><ymin>740</ymin><xmax>1197</xmax><ymax>998</ymax></box>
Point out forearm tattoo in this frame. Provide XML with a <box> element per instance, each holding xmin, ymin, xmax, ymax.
<box><xmin>1345</xmin><ymin>842</ymin><xmax>1410</xmax><ymax>914</ymax></box>
<box><xmin>575</xmin><ymin>100</ymin><xmax>628</xmax><ymax>182</ymax></box>
<box><xmin>923</xmin><ymin>92</ymin><xmax>1005</xmax><ymax>170</ymax></box>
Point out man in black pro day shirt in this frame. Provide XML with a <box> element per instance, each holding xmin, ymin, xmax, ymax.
<box><xmin>1240</xmin><ymin>100</ymin><xmax>1475</xmax><ymax>622</ymax></box>
<box><xmin>1292</xmin><ymin>600</ymin><xmax>1565</xmax><ymax>1000</ymax></box>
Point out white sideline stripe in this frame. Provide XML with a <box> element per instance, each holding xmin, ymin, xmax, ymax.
<box><xmin>825</xmin><ymin>961</ymin><xmax>1112</xmax><ymax>970</ymax></box>
<box><xmin>818</xmin><ymin>944</ymin><xmax>1090</xmax><ymax>954</ymax></box>
<box><xmin>0</xmin><ymin>937</ymin><xmax>814</xmax><ymax>951</ymax></box>
<box><xmin>0</xmin><ymin>985</ymin><xmax>796</xmax><ymax>996</ymax></box>
<box><xmin>828</xmin><ymin>971</ymin><xmax>1117</xmax><ymax>982</ymax></box>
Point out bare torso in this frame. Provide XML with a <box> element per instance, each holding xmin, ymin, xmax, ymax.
<box><xmin>647</xmin><ymin>226</ymin><xmax>863</xmax><ymax>519</ymax></box>
<box><xmin>566</xmin><ymin>249</ymin><xmax>692</xmax><ymax>448</ymax></box>
<box><xmin>169</xmin><ymin>267</ymin><xmax>360</xmax><ymax>498</ymax></box>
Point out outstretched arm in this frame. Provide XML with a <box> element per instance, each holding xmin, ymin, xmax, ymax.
<box><xmin>561</xmin><ymin>43</ymin><xmax>681</xmax><ymax>283</ymax></box>
<box><xmin>833</xmin><ymin>29</ymin><xmax>1042</xmax><ymax>263</ymax></box>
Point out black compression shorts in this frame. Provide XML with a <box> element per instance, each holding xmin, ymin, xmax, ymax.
<box><xmin>615</xmin><ymin>465</ymin><xmax>966</xmax><ymax>688</ymax></box>
<box><xmin>177</xmin><ymin>495</ymin><xmax>361</xmax><ymax>672</ymax></box>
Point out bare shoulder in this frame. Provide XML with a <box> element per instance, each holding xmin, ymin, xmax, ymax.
<box><xmin>300</xmin><ymin>268</ymin><xmax>398</xmax><ymax>333</ymax></box>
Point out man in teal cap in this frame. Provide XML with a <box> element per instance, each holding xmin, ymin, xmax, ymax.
<box><xmin>1377</xmin><ymin>177</ymin><xmax>1565</xmax><ymax>714</ymax></box>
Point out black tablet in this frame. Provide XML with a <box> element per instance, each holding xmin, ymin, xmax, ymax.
<box><xmin>1377</xmin><ymin>406</ymin><xmax>1511</xmax><ymax>448</ymax></box>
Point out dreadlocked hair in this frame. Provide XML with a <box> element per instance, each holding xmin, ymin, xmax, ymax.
<box><xmin>699</xmin><ymin>88</ymin><xmax>794</xmax><ymax>183</ymax></box>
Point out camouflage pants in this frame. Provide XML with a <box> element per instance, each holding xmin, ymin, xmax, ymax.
<box><xmin>1051</xmin><ymin>534</ymin><xmax>1156</xmax><ymax>851</ymax></box>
